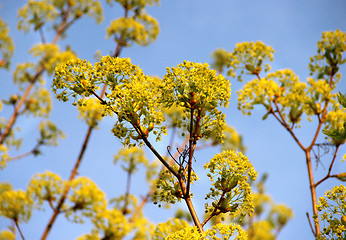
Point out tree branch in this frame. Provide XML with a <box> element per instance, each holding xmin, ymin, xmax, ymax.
<box><xmin>306</xmin><ymin>212</ymin><xmax>316</xmax><ymax>237</ymax></box>
<box><xmin>0</xmin><ymin>66</ymin><xmax>45</xmax><ymax>145</ymax></box>
<box><xmin>315</xmin><ymin>145</ymin><xmax>339</xmax><ymax>187</ymax></box>
<box><xmin>14</xmin><ymin>220</ymin><xmax>25</xmax><ymax>240</ymax></box>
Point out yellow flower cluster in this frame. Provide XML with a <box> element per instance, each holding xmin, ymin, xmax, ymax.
<box><xmin>17</xmin><ymin>0</ymin><xmax>103</xmax><ymax>32</ymax></box>
<box><xmin>207</xmin><ymin>124</ymin><xmax>246</xmax><ymax>153</ymax></box>
<box><xmin>13</xmin><ymin>62</ymin><xmax>39</xmax><ymax>88</ymax></box>
<box><xmin>0</xmin><ymin>230</ymin><xmax>15</xmax><ymax>240</ymax></box>
<box><xmin>325</xmin><ymin>109</ymin><xmax>346</xmax><ymax>132</ymax></box>
<box><xmin>237</xmin><ymin>68</ymin><xmax>341</xmax><ymax>127</ymax></box>
<box><xmin>152</xmin><ymin>167</ymin><xmax>198</xmax><ymax>206</ymax></box>
<box><xmin>227</xmin><ymin>41</ymin><xmax>274</xmax><ymax>81</ymax></box>
<box><xmin>66</xmin><ymin>177</ymin><xmax>107</xmax><ymax>223</ymax></box>
<box><xmin>114</xmin><ymin>146</ymin><xmax>159</xmax><ymax>182</ymax></box>
<box><xmin>53</xmin><ymin>56</ymin><xmax>166</xmax><ymax>145</ymax></box>
<box><xmin>0</xmin><ymin>145</ymin><xmax>9</xmax><ymax>169</ymax></box>
<box><xmin>161</xmin><ymin>61</ymin><xmax>231</xmax><ymax>142</ymax></box>
<box><xmin>152</xmin><ymin>218</ymin><xmax>191</xmax><ymax>239</ymax></box>
<box><xmin>77</xmin><ymin>98</ymin><xmax>103</xmax><ymax>127</ymax></box>
<box><xmin>0</xmin><ymin>18</ymin><xmax>14</xmax><ymax>69</ymax></box>
<box><xmin>204</xmin><ymin>150</ymin><xmax>257</xmax><ymax>220</ymax></box>
<box><xmin>38</xmin><ymin>120</ymin><xmax>65</xmax><ymax>146</ymax></box>
<box><xmin>153</xmin><ymin>219</ymin><xmax>248</xmax><ymax>240</ymax></box>
<box><xmin>29</xmin><ymin>43</ymin><xmax>76</xmax><ymax>75</ymax></box>
<box><xmin>317</xmin><ymin>29</ymin><xmax>346</xmax><ymax>56</ymax></box>
<box><xmin>25</xmin><ymin>88</ymin><xmax>52</xmax><ymax>117</ymax></box>
<box><xmin>17</xmin><ymin>0</ymin><xmax>58</xmax><ymax>31</ymax></box>
<box><xmin>27</xmin><ymin>171</ymin><xmax>64</xmax><ymax>208</ymax></box>
<box><xmin>0</xmin><ymin>186</ymin><xmax>33</xmax><ymax>223</ymax></box>
<box><xmin>315</xmin><ymin>184</ymin><xmax>346</xmax><ymax>240</ymax></box>
<box><xmin>211</xmin><ymin>48</ymin><xmax>232</xmax><ymax>73</ymax></box>
<box><xmin>106</xmin><ymin>13</ymin><xmax>159</xmax><ymax>47</ymax></box>
<box><xmin>106</xmin><ymin>0</ymin><xmax>159</xmax><ymax>47</ymax></box>
<box><xmin>309</xmin><ymin>30</ymin><xmax>345</xmax><ymax>80</ymax></box>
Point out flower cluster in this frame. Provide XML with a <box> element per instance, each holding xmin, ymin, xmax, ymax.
<box><xmin>315</xmin><ymin>184</ymin><xmax>346</xmax><ymax>239</ymax></box>
<box><xmin>106</xmin><ymin>13</ymin><xmax>159</xmax><ymax>47</ymax></box>
<box><xmin>153</xmin><ymin>219</ymin><xmax>248</xmax><ymax>240</ymax></box>
<box><xmin>152</xmin><ymin>218</ymin><xmax>191</xmax><ymax>239</ymax></box>
<box><xmin>37</xmin><ymin>120</ymin><xmax>65</xmax><ymax>147</ymax></box>
<box><xmin>53</xmin><ymin>56</ymin><xmax>165</xmax><ymax>145</ymax></box>
<box><xmin>226</xmin><ymin>41</ymin><xmax>274</xmax><ymax>81</ymax></box>
<box><xmin>29</xmin><ymin>43</ymin><xmax>76</xmax><ymax>75</ymax></box>
<box><xmin>27</xmin><ymin>171</ymin><xmax>64</xmax><ymax>208</ymax></box>
<box><xmin>106</xmin><ymin>0</ymin><xmax>159</xmax><ymax>47</ymax></box>
<box><xmin>309</xmin><ymin>29</ymin><xmax>346</xmax><ymax>81</ymax></box>
<box><xmin>322</xmin><ymin>91</ymin><xmax>346</xmax><ymax>145</ymax></box>
<box><xmin>160</xmin><ymin>61</ymin><xmax>231</xmax><ymax>142</ymax></box>
<box><xmin>65</xmin><ymin>177</ymin><xmax>107</xmax><ymax>223</ymax></box>
<box><xmin>237</xmin><ymin>68</ymin><xmax>341</xmax><ymax>128</ymax></box>
<box><xmin>77</xmin><ymin>98</ymin><xmax>103</xmax><ymax>127</ymax></box>
<box><xmin>0</xmin><ymin>17</ymin><xmax>14</xmax><ymax>69</ymax></box>
<box><xmin>204</xmin><ymin>150</ymin><xmax>257</xmax><ymax>220</ymax></box>
<box><xmin>114</xmin><ymin>146</ymin><xmax>159</xmax><ymax>182</ymax></box>
<box><xmin>152</xmin><ymin>168</ymin><xmax>198</xmax><ymax>206</ymax></box>
<box><xmin>17</xmin><ymin>0</ymin><xmax>103</xmax><ymax>32</ymax></box>
<box><xmin>0</xmin><ymin>184</ymin><xmax>33</xmax><ymax>223</ymax></box>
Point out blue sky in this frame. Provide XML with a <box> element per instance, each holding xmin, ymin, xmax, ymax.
<box><xmin>1</xmin><ymin>0</ymin><xmax>345</xmax><ymax>239</ymax></box>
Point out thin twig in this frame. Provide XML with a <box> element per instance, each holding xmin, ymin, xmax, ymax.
<box><xmin>8</xmin><ymin>141</ymin><xmax>42</xmax><ymax>162</ymax></box>
<box><xmin>129</xmin><ymin>136</ymin><xmax>189</xmax><ymax>223</ymax></box>
<box><xmin>0</xmin><ymin>66</ymin><xmax>44</xmax><ymax>144</ymax></box>
<box><xmin>306</xmin><ymin>212</ymin><xmax>316</xmax><ymax>236</ymax></box>
<box><xmin>14</xmin><ymin>220</ymin><xmax>25</xmax><ymax>240</ymax></box>
<box><xmin>122</xmin><ymin>159</ymin><xmax>134</xmax><ymax>215</ymax></box>
<box><xmin>315</xmin><ymin>145</ymin><xmax>339</xmax><ymax>187</ymax></box>
<box><xmin>40</xmin><ymin>125</ymin><xmax>93</xmax><ymax>240</ymax></box>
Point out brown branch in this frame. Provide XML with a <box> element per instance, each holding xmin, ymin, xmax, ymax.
<box><xmin>14</xmin><ymin>220</ymin><xmax>25</xmax><ymax>240</ymax></box>
<box><xmin>40</xmin><ymin>125</ymin><xmax>93</xmax><ymax>240</ymax></box>
<box><xmin>186</xmin><ymin>108</ymin><xmax>195</xmax><ymax>197</ymax></box>
<box><xmin>52</xmin><ymin>3</ymin><xmax>73</xmax><ymax>44</ymax></box>
<box><xmin>306</xmin><ymin>212</ymin><xmax>316</xmax><ymax>236</ymax></box>
<box><xmin>202</xmin><ymin>192</ymin><xmax>226</xmax><ymax>227</ymax></box>
<box><xmin>7</xmin><ymin>140</ymin><xmax>43</xmax><ymax>162</ymax></box>
<box><xmin>128</xmin><ymin>136</ymin><xmax>189</xmax><ymax>223</ymax></box>
<box><xmin>184</xmin><ymin>197</ymin><xmax>204</xmax><ymax>233</ymax></box>
<box><xmin>0</xmin><ymin>0</ymin><xmax>77</xmax><ymax>145</ymax></box>
<box><xmin>135</xmin><ymin>125</ymin><xmax>179</xmax><ymax>178</ymax></box>
<box><xmin>305</xmin><ymin>151</ymin><xmax>320</xmax><ymax>236</ymax></box>
<box><xmin>269</xmin><ymin>105</ymin><xmax>306</xmax><ymax>151</ymax></box>
<box><xmin>0</xmin><ymin>66</ymin><xmax>45</xmax><ymax>144</ymax></box>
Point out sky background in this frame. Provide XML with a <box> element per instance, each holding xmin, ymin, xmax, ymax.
<box><xmin>1</xmin><ymin>0</ymin><xmax>346</xmax><ymax>239</ymax></box>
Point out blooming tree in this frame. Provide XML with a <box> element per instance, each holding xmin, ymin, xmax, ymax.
<box><xmin>4</xmin><ymin>1</ymin><xmax>345</xmax><ymax>240</ymax></box>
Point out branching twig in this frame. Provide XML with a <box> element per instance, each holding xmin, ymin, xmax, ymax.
<box><xmin>315</xmin><ymin>145</ymin><xmax>339</xmax><ymax>187</ymax></box>
<box><xmin>306</xmin><ymin>212</ymin><xmax>316</xmax><ymax>236</ymax></box>
<box><xmin>7</xmin><ymin>141</ymin><xmax>42</xmax><ymax>162</ymax></box>
<box><xmin>128</xmin><ymin>135</ymin><xmax>189</xmax><ymax>223</ymax></box>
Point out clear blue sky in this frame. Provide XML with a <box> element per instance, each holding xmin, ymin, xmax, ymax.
<box><xmin>1</xmin><ymin>0</ymin><xmax>345</xmax><ymax>239</ymax></box>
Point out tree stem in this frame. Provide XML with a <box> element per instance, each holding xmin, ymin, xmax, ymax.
<box><xmin>305</xmin><ymin>151</ymin><xmax>320</xmax><ymax>236</ymax></box>
<box><xmin>14</xmin><ymin>220</ymin><xmax>25</xmax><ymax>240</ymax></box>
<box><xmin>184</xmin><ymin>197</ymin><xmax>204</xmax><ymax>233</ymax></box>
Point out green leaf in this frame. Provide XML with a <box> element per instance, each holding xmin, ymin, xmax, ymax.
<box><xmin>337</xmin><ymin>91</ymin><xmax>346</xmax><ymax>108</ymax></box>
<box><xmin>322</xmin><ymin>125</ymin><xmax>346</xmax><ymax>145</ymax></box>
